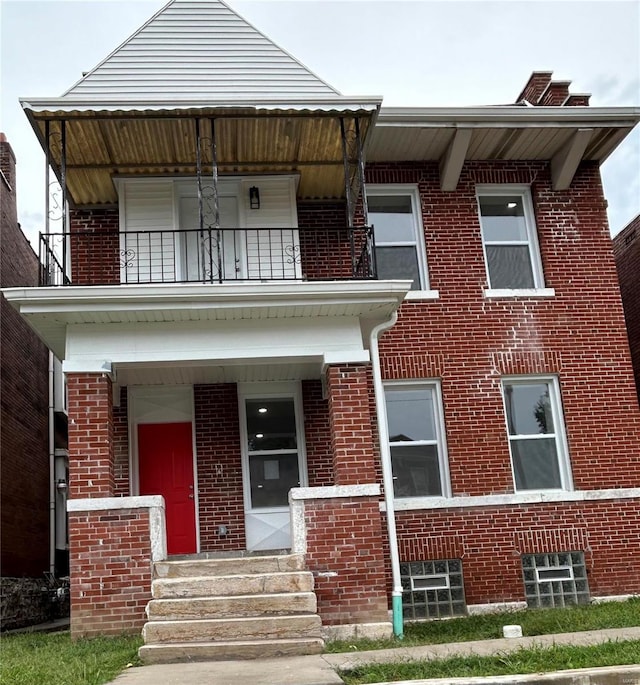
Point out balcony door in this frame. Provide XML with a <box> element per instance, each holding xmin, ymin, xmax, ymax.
<box><xmin>239</xmin><ymin>384</ymin><xmax>307</xmax><ymax>551</ymax></box>
<box><xmin>179</xmin><ymin>196</ymin><xmax>241</xmax><ymax>282</ymax></box>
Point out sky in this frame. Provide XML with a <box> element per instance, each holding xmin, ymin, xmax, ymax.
<box><xmin>1</xmin><ymin>0</ymin><xmax>639</xmax><ymax>248</ymax></box>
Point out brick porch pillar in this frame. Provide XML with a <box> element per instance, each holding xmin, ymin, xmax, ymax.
<box><xmin>67</xmin><ymin>372</ymin><xmax>115</xmax><ymax>498</ymax></box>
<box><xmin>326</xmin><ymin>364</ymin><xmax>377</xmax><ymax>485</ymax></box>
<box><xmin>299</xmin><ymin>364</ymin><xmax>390</xmax><ymax>638</ymax></box>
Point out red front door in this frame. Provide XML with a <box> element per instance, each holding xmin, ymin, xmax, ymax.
<box><xmin>138</xmin><ymin>422</ymin><xmax>197</xmax><ymax>555</ymax></box>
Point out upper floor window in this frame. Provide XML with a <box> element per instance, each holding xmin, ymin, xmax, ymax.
<box><xmin>367</xmin><ymin>185</ymin><xmax>428</xmax><ymax>290</ymax></box>
<box><xmin>477</xmin><ymin>187</ymin><xmax>544</xmax><ymax>290</ymax></box>
<box><xmin>502</xmin><ymin>377</ymin><xmax>571</xmax><ymax>491</ymax></box>
<box><xmin>384</xmin><ymin>381</ymin><xmax>450</xmax><ymax>498</ymax></box>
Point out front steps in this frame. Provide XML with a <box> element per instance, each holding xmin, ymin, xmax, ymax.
<box><xmin>139</xmin><ymin>553</ymin><xmax>323</xmax><ymax>663</ymax></box>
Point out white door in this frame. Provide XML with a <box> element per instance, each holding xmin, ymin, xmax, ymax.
<box><xmin>240</xmin><ymin>386</ymin><xmax>307</xmax><ymax>551</ymax></box>
<box><xmin>179</xmin><ymin>196</ymin><xmax>240</xmax><ymax>281</ymax></box>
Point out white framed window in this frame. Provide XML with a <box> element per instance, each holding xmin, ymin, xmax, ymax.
<box><xmin>384</xmin><ymin>381</ymin><xmax>450</xmax><ymax>498</ymax></box>
<box><xmin>367</xmin><ymin>185</ymin><xmax>429</xmax><ymax>291</ymax></box>
<box><xmin>476</xmin><ymin>186</ymin><xmax>545</xmax><ymax>290</ymax></box>
<box><xmin>501</xmin><ymin>377</ymin><xmax>572</xmax><ymax>491</ymax></box>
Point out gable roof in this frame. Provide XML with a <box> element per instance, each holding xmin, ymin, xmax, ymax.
<box><xmin>62</xmin><ymin>0</ymin><xmax>341</xmax><ymax>101</ymax></box>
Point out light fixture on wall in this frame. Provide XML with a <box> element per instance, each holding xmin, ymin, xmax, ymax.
<box><xmin>56</xmin><ymin>479</ymin><xmax>68</xmax><ymax>494</ymax></box>
<box><xmin>249</xmin><ymin>186</ymin><xmax>260</xmax><ymax>210</ymax></box>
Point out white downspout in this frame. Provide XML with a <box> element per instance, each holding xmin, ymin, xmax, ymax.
<box><xmin>369</xmin><ymin>311</ymin><xmax>403</xmax><ymax>638</ymax></box>
<box><xmin>48</xmin><ymin>351</ymin><xmax>56</xmax><ymax>575</ymax></box>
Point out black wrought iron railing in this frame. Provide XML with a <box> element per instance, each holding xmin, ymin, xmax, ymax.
<box><xmin>39</xmin><ymin>226</ymin><xmax>376</xmax><ymax>286</ymax></box>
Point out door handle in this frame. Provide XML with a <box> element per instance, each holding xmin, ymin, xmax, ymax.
<box><xmin>188</xmin><ymin>494</ymin><xmax>194</xmax><ymax>499</ymax></box>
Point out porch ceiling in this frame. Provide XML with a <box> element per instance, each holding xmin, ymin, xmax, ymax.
<box><xmin>113</xmin><ymin>358</ymin><xmax>325</xmax><ymax>387</ymax></box>
<box><xmin>22</xmin><ymin>102</ymin><xmax>380</xmax><ymax>205</ymax></box>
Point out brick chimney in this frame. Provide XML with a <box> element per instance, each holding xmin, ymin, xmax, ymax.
<box><xmin>515</xmin><ymin>72</ymin><xmax>553</xmax><ymax>105</ymax></box>
<box><xmin>0</xmin><ymin>132</ymin><xmax>17</xmax><ymax>191</ymax></box>
<box><xmin>515</xmin><ymin>72</ymin><xmax>591</xmax><ymax>107</ymax></box>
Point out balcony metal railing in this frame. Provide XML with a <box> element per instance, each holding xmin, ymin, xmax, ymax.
<box><xmin>39</xmin><ymin>226</ymin><xmax>376</xmax><ymax>287</ymax></box>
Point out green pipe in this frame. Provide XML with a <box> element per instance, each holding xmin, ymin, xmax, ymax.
<box><xmin>392</xmin><ymin>594</ymin><xmax>404</xmax><ymax>638</ymax></box>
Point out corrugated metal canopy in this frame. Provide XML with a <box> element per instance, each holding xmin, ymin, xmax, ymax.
<box><xmin>25</xmin><ymin>106</ymin><xmax>378</xmax><ymax>204</ymax></box>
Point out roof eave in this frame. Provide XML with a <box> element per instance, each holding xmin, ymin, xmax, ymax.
<box><xmin>20</xmin><ymin>96</ymin><xmax>384</xmax><ymax>116</ymax></box>
<box><xmin>376</xmin><ymin>105</ymin><xmax>640</xmax><ymax>127</ymax></box>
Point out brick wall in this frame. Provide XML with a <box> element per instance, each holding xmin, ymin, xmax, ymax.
<box><xmin>194</xmin><ymin>384</ymin><xmax>246</xmax><ymax>551</ymax></box>
<box><xmin>113</xmin><ymin>387</ymin><xmax>130</xmax><ymax>496</ymax></box>
<box><xmin>368</xmin><ymin>160</ymin><xmax>640</xmax><ymax>498</ymax></box>
<box><xmin>67</xmin><ymin>373</ymin><xmax>115</xmax><ymax>498</ymax></box>
<box><xmin>303</xmin><ymin>496</ymin><xmax>389</xmax><ymax>625</ymax></box>
<box><xmin>69</xmin><ymin>507</ymin><xmax>153</xmax><ymax>636</ymax></box>
<box><xmin>302</xmin><ymin>380</ymin><xmax>333</xmax><ymax>486</ymax></box>
<box><xmin>393</xmin><ymin>497</ymin><xmax>640</xmax><ymax>605</ymax></box>
<box><xmin>326</xmin><ymin>365</ymin><xmax>377</xmax><ymax>485</ymax></box>
<box><xmin>614</xmin><ymin>215</ymin><xmax>640</xmax><ymax>402</ymax></box>
<box><xmin>69</xmin><ymin>207</ymin><xmax>120</xmax><ymax>285</ymax></box>
<box><xmin>1</xmin><ymin>136</ymin><xmax>50</xmax><ymax>578</ymax></box>
<box><xmin>298</xmin><ymin>201</ymin><xmax>356</xmax><ymax>279</ymax></box>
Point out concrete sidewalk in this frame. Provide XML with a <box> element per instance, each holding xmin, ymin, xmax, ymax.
<box><xmin>107</xmin><ymin>626</ymin><xmax>640</xmax><ymax>685</ymax></box>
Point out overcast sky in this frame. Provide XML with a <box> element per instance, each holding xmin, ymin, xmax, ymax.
<box><xmin>1</xmin><ymin>0</ymin><xmax>639</xmax><ymax>247</ymax></box>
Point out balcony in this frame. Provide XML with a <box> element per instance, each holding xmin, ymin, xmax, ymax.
<box><xmin>39</xmin><ymin>226</ymin><xmax>376</xmax><ymax>287</ymax></box>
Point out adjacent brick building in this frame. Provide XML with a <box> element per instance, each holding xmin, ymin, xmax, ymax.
<box><xmin>4</xmin><ymin>0</ymin><xmax>640</xmax><ymax>656</ymax></box>
<box><xmin>0</xmin><ymin>135</ymin><xmax>50</xmax><ymax>578</ymax></box>
<box><xmin>614</xmin><ymin>214</ymin><xmax>640</xmax><ymax>402</ymax></box>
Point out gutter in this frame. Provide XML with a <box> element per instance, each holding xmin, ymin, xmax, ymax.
<box><xmin>376</xmin><ymin>105</ymin><xmax>640</xmax><ymax>126</ymax></box>
<box><xmin>369</xmin><ymin>311</ymin><xmax>403</xmax><ymax>638</ymax></box>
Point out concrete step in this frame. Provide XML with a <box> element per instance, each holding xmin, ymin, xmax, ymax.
<box><xmin>143</xmin><ymin>614</ymin><xmax>322</xmax><ymax>644</ymax></box>
<box><xmin>146</xmin><ymin>591</ymin><xmax>317</xmax><ymax>620</ymax></box>
<box><xmin>151</xmin><ymin>571</ymin><xmax>314</xmax><ymax>599</ymax></box>
<box><xmin>154</xmin><ymin>554</ymin><xmax>306</xmax><ymax>578</ymax></box>
<box><xmin>139</xmin><ymin>637</ymin><xmax>324</xmax><ymax>664</ymax></box>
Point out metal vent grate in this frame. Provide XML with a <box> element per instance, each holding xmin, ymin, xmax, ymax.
<box><xmin>522</xmin><ymin>551</ymin><xmax>590</xmax><ymax>608</ymax></box>
<box><xmin>400</xmin><ymin>559</ymin><xmax>466</xmax><ymax>619</ymax></box>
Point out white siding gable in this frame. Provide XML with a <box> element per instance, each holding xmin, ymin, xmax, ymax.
<box><xmin>64</xmin><ymin>0</ymin><xmax>340</xmax><ymax>100</ymax></box>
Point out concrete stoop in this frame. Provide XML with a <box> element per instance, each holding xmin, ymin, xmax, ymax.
<box><xmin>139</xmin><ymin>553</ymin><xmax>324</xmax><ymax>664</ymax></box>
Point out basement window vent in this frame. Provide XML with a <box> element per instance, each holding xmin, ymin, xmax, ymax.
<box><xmin>400</xmin><ymin>559</ymin><xmax>466</xmax><ymax>620</ymax></box>
<box><xmin>522</xmin><ymin>552</ymin><xmax>590</xmax><ymax>608</ymax></box>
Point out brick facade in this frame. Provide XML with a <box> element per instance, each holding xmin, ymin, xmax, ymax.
<box><xmin>58</xmin><ymin>157</ymin><xmax>640</xmax><ymax>634</ymax></box>
<box><xmin>614</xmin><ymin>214</ymin><xmax>640</xmax><ymax>403</ymax></box>
<box><xmin>0</xmin><ymin>136</ymin><xmax>50</xmax><ymax>578</ymax></box>
<box><xmin>393</xmin><ymin>497</ymin><xmax>640</xmax><ymax>605</ymax></box>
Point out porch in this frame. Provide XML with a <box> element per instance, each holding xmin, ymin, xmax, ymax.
<box><xmin>4</xmin><ymin>278</ymin><xmax>409</xmax><ymax>638</ymax></box>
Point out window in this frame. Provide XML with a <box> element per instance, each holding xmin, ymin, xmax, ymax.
<box><xmin>367</xmin><ymin>186</ymin><xmax>428</xmax><ymax>290</ymax></box>
<box><xmin>384</xmin><ymin>382</ymin><xmax>449</xmax><ymax>497</ymax></box>
<box><xmin>400</xmin><ymin>559</ymin><xmax>466</xmax><ymax>619</ymax></box>
<box><xmin>477</xmin><ymin>187</ymin><xmax>544</xmax><ymax>290</ymax></box>
<box><xmin>502</xmin><ymin>377</ymin><xmax>571</xmax><ymax>491</ymax></box>
<box><xmin>522</xmin><ymin>552</ymin><xmax>590</xmax><ymax>608</ymax></box>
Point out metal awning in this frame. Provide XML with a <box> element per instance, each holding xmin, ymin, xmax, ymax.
<box><xmin>21</xmin><ymin>98</ymin><xmax>381</xmax><ymax>205</ymax></box>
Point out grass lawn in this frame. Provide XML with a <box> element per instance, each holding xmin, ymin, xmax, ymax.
<box><xmin>340</xmin><ymin>640</ymin><xmax>640</xmax><ymax>684</ymax></box>
<box><xmin>0</xmin><ymin>631</ymin><xmax>142</xmax><ymax>685</ymax></box>
<box><xmin>326</xmin><ymin>598</ymin><xmax>640</xmax><ymax>653</ymax></box>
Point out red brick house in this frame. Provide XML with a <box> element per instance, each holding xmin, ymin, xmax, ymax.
<box><xmin>4</xmin><ymin>0</ymin><xmax>640</xmax><ymax>662</ymax></box>
<box><xmin>614</xmin><ymin>214</ymin><xmax>640</xmax><ymax>402</ymax></box>
<box><xmin>1</xmin><ymin>134</ymin><xmax>68</xmax><ymax>629</ymax></box>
